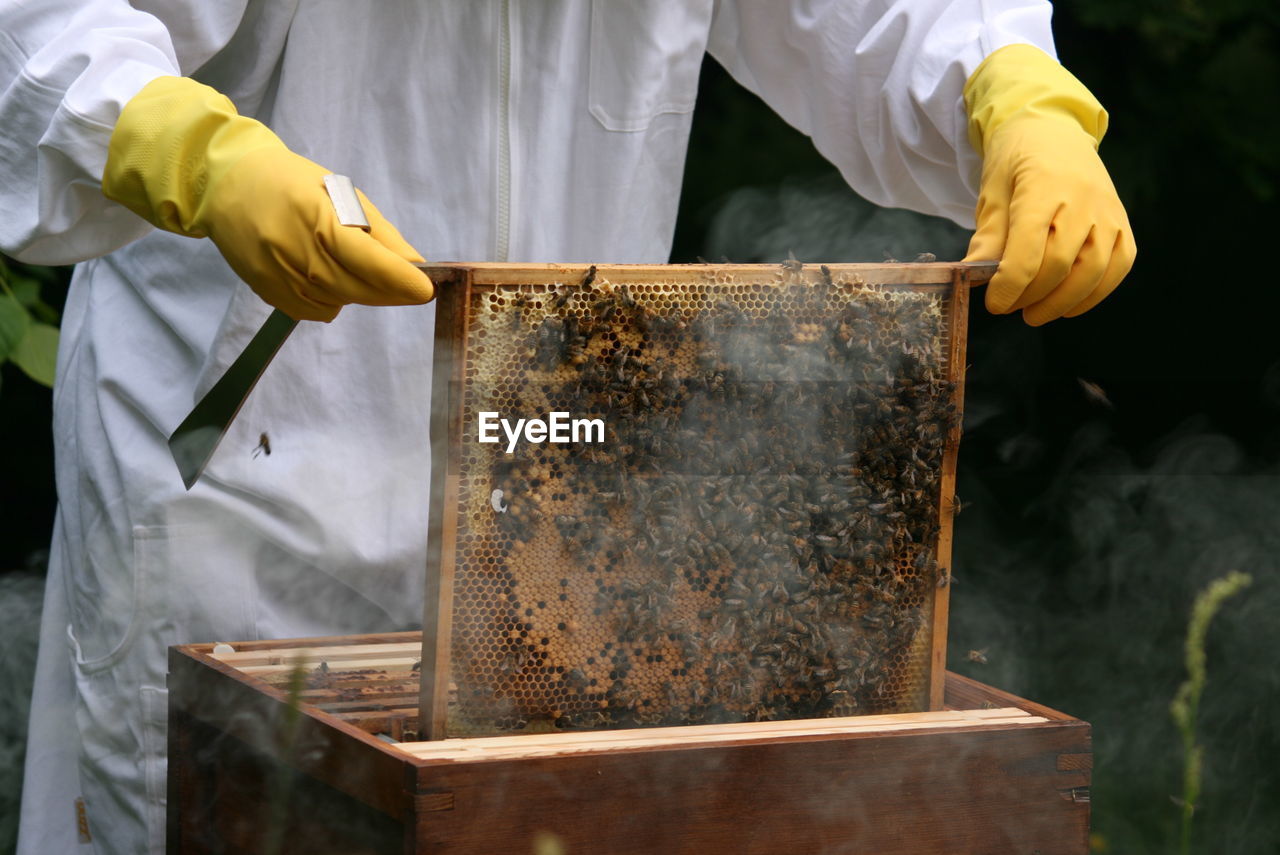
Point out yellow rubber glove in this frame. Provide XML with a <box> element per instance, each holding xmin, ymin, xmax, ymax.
<box><xmin>964</xmin><ymin>45</ymin><xmax>1135</xmax><ymax>326</ymax></box>
<box><xmin>102</xmin><ymin>76</ymin><xmax>433</xmax><ymax>322</ymax></box>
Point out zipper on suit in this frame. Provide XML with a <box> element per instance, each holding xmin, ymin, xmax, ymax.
<box><xmin>495</xmin><ymin>0</ymin><xmax>512</xmax><ymax>262</ymax></box>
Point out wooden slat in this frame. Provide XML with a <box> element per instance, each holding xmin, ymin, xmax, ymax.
<box><xmin>929</xmin><ymin>270</ymin><xmax>970</xmax><ymax>709</ymax></box>
<box><xmin>186</xmin><ymin>630</ymin><xmax>422</xmax><ymax>654</ymax></box>
<box><xmin>212</xmin><ymin>641</ymin><xmax>421</xmax><ymax>667</ymax></box>
<box><xmin>396</xmin><ymin>709</ymin><xmax>1049</xmax><ymax>762</ymax></box>
<box><xmin>410</xmin><ymin>706</ymin><xmax>1034</xmax><ymax>752</ymax></box>
<box><xmin>420</xmin><ymin>267</ymin><xmax>468</xmax><ymax>740</ymax></box>
<box><xmin>419</xmin><ymin>261</ymin><xmax>998</xmax><ymax>287</ymax></box>
<box><xmin>943</xmin><ymin>671</ymin><xmax>1079</xmax><ymax>722</ymax></box>
<box><xmin>236</xmin><ymin>663</ymin><xmax>419</xmax><ymax>681</ymax></box>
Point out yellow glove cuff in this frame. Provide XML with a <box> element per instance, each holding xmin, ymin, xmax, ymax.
<box><xmin>964</xmin><ymin>44</ymin><xmax>1109</xmax><ymax>156</ymax></box>
<box><xmin>103</xmin><ymin>76</ymin><xmax>284</xmax><ymax>237</ymax></box>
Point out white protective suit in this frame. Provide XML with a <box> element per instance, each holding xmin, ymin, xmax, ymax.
<box><xmin>0</xmin><ymin>2</ymin><xmax>1056</xmax><ymax>852</ymax></box>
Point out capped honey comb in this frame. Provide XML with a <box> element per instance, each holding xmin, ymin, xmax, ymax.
<box><xmin>422</xmin><ymin>263</ymin><xmax>981</xmax><ymax>738</ymax></box>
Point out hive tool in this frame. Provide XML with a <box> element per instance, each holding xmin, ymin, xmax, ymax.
<box><xmin>167</xmin><ymin>174</ymin><xmax>370</xmax><ymax>489</ymax></box>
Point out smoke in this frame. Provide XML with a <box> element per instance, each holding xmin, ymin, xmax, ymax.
<box><xmin>0</xmin><ymin>567</ymin><xmax>44</xmax><ymax>855</ymax></box>
<box><xmin>701</xmin><ymin>173</ymin><xmax>970</xmax><ymax>264</ymax></box>
<box><xmin>699</xmin><ymin>176</ymin><xmax>1280</xmax><ymax>853</ymax></box>
<box><xmin>949</xmin><ymin>336</ymin><xmax>1280</xmax><ymax>853</ymax></box>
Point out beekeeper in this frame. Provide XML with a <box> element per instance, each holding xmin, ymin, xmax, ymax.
<box><xmin>1</xmin><ymin>2</ymin><xmax>1133</xmax><ymax>852</ymax></box>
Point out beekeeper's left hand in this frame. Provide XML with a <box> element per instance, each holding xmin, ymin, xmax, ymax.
<box><xmin>964</xmin><ymin>45</ymin><xmax>1136</xmax><ymax>326</ymax></box>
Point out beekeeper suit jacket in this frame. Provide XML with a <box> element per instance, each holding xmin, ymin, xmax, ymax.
<box><xmin>1</xmin><ymin>1</ymin><xmax>1055</xmax><ymax>852</ymax></box>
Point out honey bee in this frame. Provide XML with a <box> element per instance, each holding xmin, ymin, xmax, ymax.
<box><xmin>551</xmin><ymin>284</ymin><xmax>572</xmax><ymax>310</ymax></box>
<box><xmin>252</xmin><ymin>432</ymin><xmax>271</xmax><ymax>458</ymax></box>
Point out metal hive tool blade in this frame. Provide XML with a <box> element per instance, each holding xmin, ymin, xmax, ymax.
<box><xmin>168</xmin><ymin>308</ymin><xmax>298</xmax><ymax>489</ymax></box>
<box><xmin>167</xmin><ymin>173</ymin><xmax>371</xmax><ymax>489</ymax></box>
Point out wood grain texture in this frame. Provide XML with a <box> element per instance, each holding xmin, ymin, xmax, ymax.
<box><xmin>168</xmin><ymin>645</ymin><xmax>413</xmax><ymax>819</ymax></box>
<box><xmin>409</xmin><ymin>724</ymin><xmax>1088</xmax><ymax>854</ymax></box>
<box><xmin>421</xmin><ymin>266</ymin><xmax>470</xmax><ymax>740</ymax></box>
<box><xmin>930</xmin><ymin>270</ymin><xmax>971</xmax><ymax>708</ymax></box>
<box><xmin>418</xmin><ymin>261</ymin><xmax>998</xmax><ymax>287</ymax></box>
<box><xmin>170</xmin><ymin>636</ymin><xmax>1090</xmax><ymax>855</ymax></box>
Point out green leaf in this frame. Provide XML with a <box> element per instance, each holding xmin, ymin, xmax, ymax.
<box><xmin>29</xmin><ymin>300</ymin><xmax>60</xmax><ymax>325</ymax></box>
<box><xmin>0</xmin><ymin>293</ymin><xmax>31</xmax><ymax>363</ymax></box>
<box><xmin>11</xmin><ymin>321</ymin><xmax>59</xmax><ymax>387</ymax></box>
<box><xmin>8</xmin><ymin>277</ymin><xmax>40</xmax><ymax>307</ymax></box>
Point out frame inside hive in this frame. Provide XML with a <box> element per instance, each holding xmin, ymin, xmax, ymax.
<box><xmin>419</xmin><ymin>262</ymin><xmax>993</xmax><ymax>739</ymax></box>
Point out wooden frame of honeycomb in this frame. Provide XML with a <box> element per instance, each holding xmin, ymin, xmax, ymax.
<box><xmin>419</xmin><ymin>262</ymin><xmax>994</xmax><ymax>739</ymax></box>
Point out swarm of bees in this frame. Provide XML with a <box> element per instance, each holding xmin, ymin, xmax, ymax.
<box><xmin>448</xmin><ymin>266</ymin><xmax>958</xmax><ymax>734</ymax></box>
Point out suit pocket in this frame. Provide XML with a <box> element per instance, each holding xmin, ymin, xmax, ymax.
<box><xmin>587</xmin><ymin>0</ymin><xmax>713</xmax><ymax>132</ymax></box>
<box><xmin>67</xmin><ymin>514</ymin><xmax>259</xmax><ymax>852</ymax></box>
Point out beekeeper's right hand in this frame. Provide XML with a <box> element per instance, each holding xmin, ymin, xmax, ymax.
<box><xmin>102</xmin><ymin>76</ymin><xmax>433</xmax><ymax>322</ymax></box>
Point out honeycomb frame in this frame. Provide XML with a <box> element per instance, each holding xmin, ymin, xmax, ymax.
<box><xmin>420</xmin><ymin>262</ymin><xmax>989</xmax><ymax>739</ymax></box>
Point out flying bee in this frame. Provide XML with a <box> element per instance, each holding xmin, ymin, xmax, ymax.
<box><xmin>967</xmin><ymin>648</ymin><xmax>989</xmax><ymax>665</ymax></box>
<box><xmin>1077</xmin><ymin>377</ymin><xmax>1114</xmax><ymax>409</ymax></box>
<box><xmin>252</xmin><ymin>432</ymin><xmax>271</xmax><ymax>458</ymax></box>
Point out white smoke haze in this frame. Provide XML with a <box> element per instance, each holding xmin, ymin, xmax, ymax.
<box><xmin>0</xmin><ymin>568</ymin><xmax>43</xmax><ymax>854</ymax></box>
<box><xmin>6</xmin><ymin>169</ymin><xmax>1272</xmax><ymax>852</ymax></box>
<box><xmin>702</xmin><ymin>176</ymin><xmax>1279</xmax><ymax>852</ymax></box>
<box><xmin>951</xmin><ymin>331</ymin><xmax>1280</xmax><ymax>853</ymax></box>
<box><xmin>702</xmin><ymin>173</ymin><xmax>970</xmax><ymax>264</ymax></box>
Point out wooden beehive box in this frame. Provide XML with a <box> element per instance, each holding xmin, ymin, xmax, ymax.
<box><xmin>167</xmin><ymin>633</ymin><xmax>1091</xmax><ymax>854</ymax></box>
<box><xmin>420</xmin><ymin>261</ymin><xmax>993</xmax><ymax>739</ymax></box>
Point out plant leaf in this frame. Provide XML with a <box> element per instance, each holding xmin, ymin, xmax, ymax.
<box><xmin>29</xmin><ymin>300</ymin><xmax>60</xmax><ymax>325</ymax></box>
<box><xmin>11</xmin><ymin>321</ymin><xmax>59</xmax><ymax>387</ymax></box>
<box><xmin>0</xmin><ymin>292</ymin><xmax>31</xmax><ymax>363</ymax></box>
<box><xmin>8</xmin><ymin>277</ymin><xmax>40</xmax><ymax>307</ymax></box>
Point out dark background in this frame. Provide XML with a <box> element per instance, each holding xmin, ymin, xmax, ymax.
<box><xmin>3</xmin><ymin>3</ymin><xmax>1279</xmax><ymax>853</ymax></box>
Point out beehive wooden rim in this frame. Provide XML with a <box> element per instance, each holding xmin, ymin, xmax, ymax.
<box><xmin>175</xmin><ymin>638</ymin><xmax>1084</xmax><ymax>780</ymax></box>
<box><xmin>169</xmin><ymin>637</ymin><xmax>1091</xmax><ymax>852</ymax></box>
